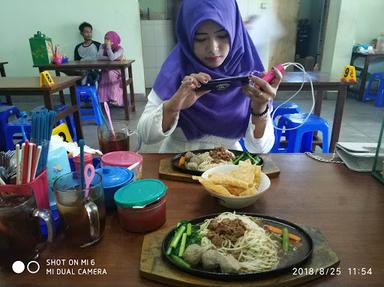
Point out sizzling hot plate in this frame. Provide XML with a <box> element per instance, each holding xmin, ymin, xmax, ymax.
<box><xmin>162</xmin><ymin>213</ymin><xmax>313</xmax><ymax>280</ymax></box>
<box><xmin>172</xmin><ymin>149</ymin><xmax>264</xmax><ymax>176</ymax></box>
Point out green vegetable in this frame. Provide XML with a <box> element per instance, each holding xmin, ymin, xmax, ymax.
<box><xmin>282</xmin><ymin>227</ymin><xmax>289</xmax><ymax>253</ymax></box>
<box><xmin>271</xmin><ymin>234</ymin><xmax>282</xmax><ymax>242</ymax></box>
<box><xmin>170</xmin><ymin>225</ymin><xmax>186</xmax><ymax>248</ymax></box>
<box><xmin>166</xmin><ymin>245</ymin><xmax>173</xmax><ymax>255</ymax></box>
<box><xmin>244</xmin><ymin>151</ymin><xmax>261</xmax><ymax>165</ymax></box>
<box><xmin>186</xmin><ymin>223</ymin><xmax>192</xmax><ymax>236</ymax></box>
<box><xmin>170</xmin><ymin>255</ymin><xmax>191</xmax><ymax>269</ymax></box>
<box><xmin>187</xmin><ymin>225</ymin><xmax>202</xmax><ymax>245</ymax></box>
<box><xmin>176</xmin><ymin>220</ymin><xmax>188</xmax><ymax>228</ymax></box>
<box><xmin>178</xmin><ymin>233</ymin><xmax>188</xmax><ymax>257</ymax></box>
<box><xmin>232</xmin><ymin>153</ymin><xmax>245</xmax><ymax>165</ymax></box>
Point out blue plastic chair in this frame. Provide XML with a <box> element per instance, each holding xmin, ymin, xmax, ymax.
<box><xmin>363</xmin><ymin>72</ymin><xmax>384</xmax><ymax>107</ymax></box>
<box><xmin>273</xmin><ymin>113</ymin><xmax>329</xmax><ymax>153</ymax></box>
<box><xmin>272</xmin><ymin>101</ymin><xmax>301</xmax><ymax>119</ymax></box>
<box><xmin>0</xmin><ymin>105</ymin><xmax>21</xmax><ymax>151</ymax></box>
<box><xmin>2</xmin><ymin>114</ymin><xmax>32</xmax><ymax>151</ymax></box>
<box><xmin>76</xmin><ymin>86</ymin><xmax>103</xmax><ymax>126</ymax></box>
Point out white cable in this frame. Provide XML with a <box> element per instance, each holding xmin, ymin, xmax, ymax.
<box><xmin>271</xmin><ymin>62</ymin><xmax>315</xmax><ymax>131</ymax></box>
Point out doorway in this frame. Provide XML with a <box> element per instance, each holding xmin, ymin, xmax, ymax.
<box><xmin>295</xmin><ymin>0</ymin><xmax>329</xmax><ymax>71</ymax></box>
<box><xmin>139</xmin><ymin>0</ymin><xmax>180</xmax><ymax>91</ymax></box>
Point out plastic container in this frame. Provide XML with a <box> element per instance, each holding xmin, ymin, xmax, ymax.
<box><xmin>114</xmin><ymin>179</ymin><xmax>167</xmax><ymax>233</ymax></box>
<box><xmin>29</xmin><ymin>31</ymin><xmax>54</xmax><ymax>65</ymax></box>
<box><xmin>96</xmin><ymin>166</ymin><xmax>135</xmax><ymax>210</ymax></box>
<box><xmin>101</xmin><ymin>151</ymin><xmax>143</xmax><ymax>179</ymax></box>
<box><xmin>1</xmin><ymin>170</ymin><xmax>49</xmax><ymax>209</ymax></box>
<box><xmin>72</xmin><ymin>153</ymin><xmax>93</xmax><ymax>176</ymax></box>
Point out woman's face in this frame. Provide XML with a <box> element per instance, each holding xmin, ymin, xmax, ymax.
<box><xmin>193</xmin><ymin>21</ymin><xmax>230</xmax><ymax>68</ymax></box>
<box><xmin>104</xmin><ymin>36</ymin><xmax>112</xmax><ymax>45</ymax></box>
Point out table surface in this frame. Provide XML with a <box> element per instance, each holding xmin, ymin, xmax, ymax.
<box><xmin>34</xmin><ymin>60</ymin><xmax>135</xmax><ymax>70</ymax></box>
<box><xmin>281</xmin><ymin>72</ymin><xmax>346</xmax><ymax>87</ymax></box>
<box><xmin>0</xmin><ymin>154</ymin><xmax>382</xmax><ymax>287</ymax></box>
<box><xmin>0</xmin><ymin>76</ymin><xmax>81</xmax><ymax>93</ymax></box>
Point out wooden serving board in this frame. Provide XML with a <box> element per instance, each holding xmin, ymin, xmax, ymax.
<box><xmin>158</xmin><ymin>155</ymin><xmax>280</xmax><ymax>183</ymax></box>
<box><xmin>140</xmin><ymin>226</ymin><xmax>339</xmax><ymax>287</ymax></box>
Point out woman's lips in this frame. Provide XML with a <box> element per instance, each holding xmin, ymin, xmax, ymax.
<box><xmin>206</xmin><ymin>56</ymin><xmax>222</xmax><ymax>63</ymax></box>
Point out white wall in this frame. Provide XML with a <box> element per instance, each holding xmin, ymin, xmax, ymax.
<box><xmin>237</xmin><ymin>0</ymin><xmax>273</xmax><ymax>68</ymax></box>
<box><xmin>354</xmin><ymin>0</ymin><xmax>384</xmax><ymax>43</ymax></box>
<box><xmin>0</xmin><ymin>0</ymin><xmax>146</xmax><ymax>95</ymax></box>
<box><xmin>141</xmin><ymin>20</ymin><xmax>175</xmax><ymax>88</ymax></box>
<box><xmin>321</xmin><ymin>0</ymin><xmax>384</xmax><ymax>78</ymax></box>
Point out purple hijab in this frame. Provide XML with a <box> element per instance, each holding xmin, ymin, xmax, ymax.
<box><xmin>153</xmin><ymin>0</ymin><xmax>264</xmax><ymax>140</ymax></box>
<box><xmin>103</xmin><ymin>31</ymin><xmax>121</xmax><ymax>56</ymax></box>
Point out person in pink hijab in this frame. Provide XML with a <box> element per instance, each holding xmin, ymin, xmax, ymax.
<box><xmin>97</xmin><ymin>31</ymin><xmax>125</xmax><ymax>106</ymax></box>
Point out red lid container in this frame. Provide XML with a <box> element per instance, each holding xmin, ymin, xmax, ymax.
<box><xmin>101</xmin><ymin>151</ymin><xmax>143</xmax><ymax>179</ymax></box>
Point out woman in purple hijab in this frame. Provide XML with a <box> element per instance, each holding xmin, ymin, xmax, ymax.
<box><xmin>138</xmin><ymin>0</ymin><xmax>282</xmax><ymax>153</ymax></box>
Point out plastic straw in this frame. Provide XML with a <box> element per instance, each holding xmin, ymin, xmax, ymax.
<box><xmin>32</xmin><ymin>146</ymin><xmax>42</xmax><ymax>180</ymax></box>
<box><xmin>31</xmin><ymin>109</ymin><xmax>56</xmax><ymax>175</ymax></box>
<box><xmin>15</xmin><ymin>144</ymin><xmax>20</xmax><ymax>184</ymax></box>
<box><xmin>27</xmin><ymin>142</ymin><xmax>34</xmax><ymax>183</ymax></box>
<box><xmin>79</xmin><ymin>139</ymin><xmax>85</xmax><ymax>190</ymax></box>
<box><xmin>103</xmin><ymin>102</ymin><xmax>115</xmax><ymax>137</ymax></box>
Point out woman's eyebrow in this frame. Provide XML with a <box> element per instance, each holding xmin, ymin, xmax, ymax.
<box><xmin>214</xmin><ymin>29</ymin><xmax>226</xmax><ymax>33</ymax></box>
<box><xmin>195</xmin><ymin>29</ymin><xmax>226</xmax><ymax>36</ymax></box>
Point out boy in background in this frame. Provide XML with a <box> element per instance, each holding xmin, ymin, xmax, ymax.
<box><xmin>74</xmin><ymin>22</ymin><xmax>101</xmax><ymax>85</ymax></box>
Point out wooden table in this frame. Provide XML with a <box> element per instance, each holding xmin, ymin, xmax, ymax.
<box><xmin>0</xmin><ymin>61</ymin><xmax>12</xmax><ymax>105</ymax></box>
<box><xmin>1</xmin><ymin>154</ymin><xmax>382</xmax><ymax>287</ymax></box>
<box><xmin>35</xmin><ymin>60</ymin><xmax>136</xmax><ymax>120</ymax></box>
<box><xmin>0</xmin><ymin>76</ymin><xmax>83</xmax><ymax>139</ymax></box>
<box><xmin>280</xmin><ymin>72</ymin><xmax>348</xmax><ymax>152</ymax></box>
<box><xmin>348</xmin><ymin>52</ymin><xmax>384</xmax><ymax>100</ymax></box>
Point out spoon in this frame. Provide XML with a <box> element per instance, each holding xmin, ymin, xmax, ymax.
<box><xmin>83</xmin><ymin>164</ymin><xmax>95</xmax><ymax>200</ymax></box>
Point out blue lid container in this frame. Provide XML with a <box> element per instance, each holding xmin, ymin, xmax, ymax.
<box><xmin>96</xmin><ymin>166</ymin><xmax>134</xmax><ymax>210</ymax></box>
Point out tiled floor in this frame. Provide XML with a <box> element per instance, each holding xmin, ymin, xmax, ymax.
<box><xmin>9</xmin><ymin>91</ymin><xmax>384</xmax><ymax>153</ymax></box>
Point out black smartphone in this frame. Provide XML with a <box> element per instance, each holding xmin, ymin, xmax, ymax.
<box><xmin>196</xmin><ymin>75</ymin><xmax>249</xmax><ymax>91</ymax></box>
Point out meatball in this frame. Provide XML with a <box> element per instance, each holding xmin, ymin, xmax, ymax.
<box><xmin>218</xmin><ymin>254</ymin><xmax>241</xmax><ymax>273</ymax></box>
<box><xmin>201</xmin><ymin>250</ymin><xmax>221</xmax><ymax>270</ymax></box>
<box><xmin>186</xmin><ymin>161</ymin><xmax>198</xmax><ymax>170</ymax></box>
<box><xmin>183</xmin><ymin>244</ymin><xmax>203</xmax><ymax>266</ymax></box>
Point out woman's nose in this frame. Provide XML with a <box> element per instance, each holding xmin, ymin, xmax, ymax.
<box><xmin>207</xmin><ymin>38</ymin><xmax>219</xmax><ymax>54</ymax></box>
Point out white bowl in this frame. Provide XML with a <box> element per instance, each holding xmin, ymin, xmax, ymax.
<box><xmin>201</xmin><ymin>164</ymin><xmax>271</xmax><ymax>209</ymax></box>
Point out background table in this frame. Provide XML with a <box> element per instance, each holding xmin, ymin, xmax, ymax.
<box><xmin>348</xmin><ymin>52</ymin><xmax>384</xmax><ymax>100</ymax></box>
<box><xmin>0</xmin><ymin>76</ymin><xmax>83</xmax><ymax>139</ymax></box>
<box><xmin>280</xmin><ymin>72</ymin><xmax>348</xmax><ymax>152</ymax></box>
<box><xmin>0</xmin><ymin>154</ymin><xmax>382</xmax><ymax>287</ymax></box>
<box><xmin>0</xmin><ymin>61</ymin><xmax>12</xmax><ymax>105</ymax></box>
<box><xmin>35</xmin><ymin>60</ymin><xmax>136</xmax><ymax>120</ymax></box>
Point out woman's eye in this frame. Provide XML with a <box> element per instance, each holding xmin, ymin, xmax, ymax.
<box><xmin>217</xmin><ymin>34</ymin><xmax>228</xmax><ymax>39</ymax></box>
<box><xmin>194</xmin><ymin>38</ymin><xmax>206</xmax><ymax>42</ymax></box>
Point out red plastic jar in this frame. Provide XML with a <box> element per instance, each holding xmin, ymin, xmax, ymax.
<box><xmin>114</xmin><ymin>179</ymin><xmax>167</xmax><ymax>233</ymax></box>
